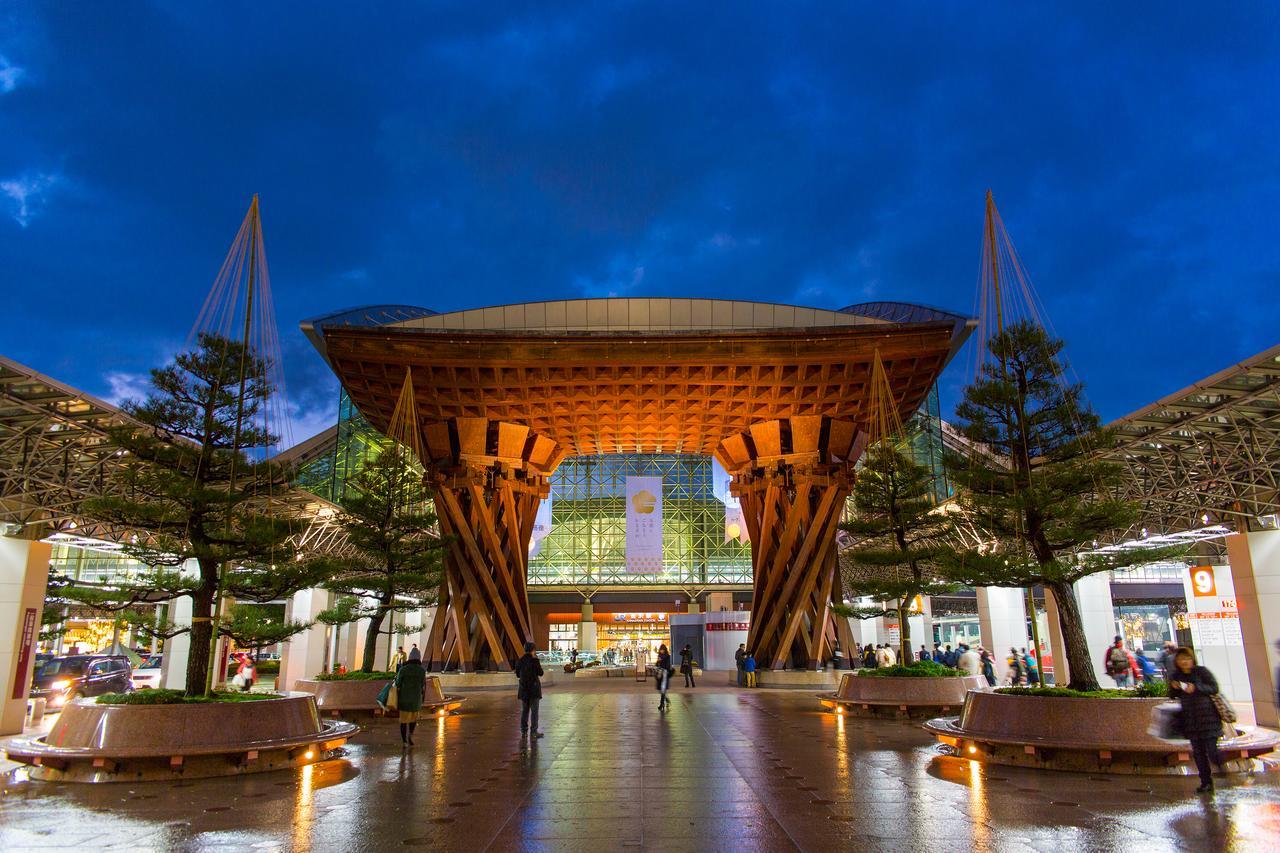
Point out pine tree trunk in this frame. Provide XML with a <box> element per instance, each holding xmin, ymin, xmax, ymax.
<box><xmin>362</xmin><ymin>604</ymin><xmax>390</xmax><ymax>672</ymax></box>
<box><xmin>184</xmin><ymin>564</ymin><xmax>219</xmax><ymax>696</ymax></box>
<box><xmin>898</xmin><ymin>600</ymin><xmax>911</xmax><ymax>664</ymax></box>
<box><xmin>1046</xmin><ymin>579</ymin><xmax>1100</xmax><ymax>691</ymax></box>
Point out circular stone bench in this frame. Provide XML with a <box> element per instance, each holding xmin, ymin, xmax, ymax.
<box><xmin>819</xmin><ymin>672</ymin><xmax>987</xmax><ymax>719</ymax></box>
<box><xmin>432</xmin><ymin>670</ymin><xmax>554</xmax><ymax>690</ymax></box>
<box><xmin>923</xmin><ymin>691</ymin><xmax>1280</xmax><ymax>775</ymax></box>
<box><xmin>573</xmin><ymin>666</ymin><xmax>640</xmax><ymax>679</ymax></box>
<box><xmin>293</xmin><ymin>675</ymin><xmax>464</xmax><ymax>720</ymax></box>
<box><xmin>3</xmin><ymin>693</ymin><xmax>358</xmax><ymax>783</ymax></box>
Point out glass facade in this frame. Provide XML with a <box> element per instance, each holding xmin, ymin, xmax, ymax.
<box><xmin>529</xmin><ymin>453</ymin><xmax>751</xmax><ymax>586</ymax></box>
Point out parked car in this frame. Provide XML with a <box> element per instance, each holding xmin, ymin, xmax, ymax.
<box><xmin>131</xmin><ymin>653</ymin><xmax>163</xmax><ymax>689</ymax></box>
<box><xmin>30</xmin><ymin>655</ymin><xmax>134</xmax><ymax>708</ymax></box>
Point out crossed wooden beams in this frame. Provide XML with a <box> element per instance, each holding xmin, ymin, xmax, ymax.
<box><xmin>421</xmin><ymin>417</ymin><xmax>564</xmax><ymax>672</ymax></box>
<box><xmin>717</xmin><ymin>416</ymin><xmax>866</xmax><ymax>670</ymax></box>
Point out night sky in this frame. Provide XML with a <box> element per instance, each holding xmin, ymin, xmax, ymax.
<box><xmin>3</xmin><ymin>3</ymin><xmax>1278</xmax><ymax>446</ymax></box>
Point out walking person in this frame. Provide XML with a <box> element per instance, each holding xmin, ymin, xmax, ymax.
<box><xmin>1008</xmin><ymin>647</ymin><xmax>1027</xmax><ymax>686</ymax></box>
<box><xmin>1022</xmin><ymin>648</ymin><xmax>1040</xmax><ymax>686</ymax></box>
<box><xmin>393</xmin><ymin>647</ymin><xmax>427</xmax><ymax>746</ymax></box>
<box><xmin>1104</xmin><ymin>636</ymin><xmax>1135</xmax><ymax>688</ymax></box>
<box><xmin>656</xmin><ymin>643</ymin><xmax>674</xmax><ymax>710</ymax></box>
<box><xmin>392</xmin><ymin>646</ymin><xmax>407</xmax><ymax>670</ymax></box>
<box><xmin>515</xmin><ymin>641</ymin><xmax>544</xmax><ymax>738</ymax></box>
<box><xmin>862</xmin><ymin>644</ymin><xmax>877</xmax><ymax>669</ymax></box>
<box><xmin>1161</xmin><ymin>641</ymin><xmax>1179</xmax><ymax>681</ymax></box>
<box><xmin>979</xmin><ymin>649</ymin><xmax>997</xmax><ymax>687</ymax></box>
<box><xmin>918</xmin><ymin>645</ymin><xmax>930</xmax><ymax>663</ymax></box>
<box><xmin>735</xmin><ymin>643</ymin><xmax>747</xmax><ymax>687</ymax></box>
<box><xmin>679</xmin><ymin>644</ymin><xmax>696</xmax><ymax>688</ymax></box>
<box><xmin>234</xmin><ymin>652</ymin><xmax>256</xmax><ymax>692</ymax></box>
<box><xmin>1168</xmin><ymin>647</ymin><xmax>1227</xmax><ymax>793</ymax></box>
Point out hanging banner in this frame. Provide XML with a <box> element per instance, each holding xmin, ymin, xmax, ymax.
<box><xmin>625</xmin><ymin>476</ymin><xmax>663</xmax><ymax>574</ymax></box>
<box><xmin>724</xmin><ymin>505</ymin><xmax>748</xmax><ymax>544</ymax></box>
<box><xmin>528</xmin><ymin>493</ymin><xmax>554</xmax><ymax>560</ymax></box>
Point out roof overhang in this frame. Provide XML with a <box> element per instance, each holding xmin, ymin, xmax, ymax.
<box><xmin>313</xmin><ymin>299</ymin><xmax>973</xmax><ymax>458</ymax></box>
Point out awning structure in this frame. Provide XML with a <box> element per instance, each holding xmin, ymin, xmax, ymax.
<box><xmin>0</xmin><ymin>355</ymin><xmax>351</xmax><ymax>556</ymax></box>
<box><xmin>1102</xmin><ymin>343</ymin><xmax>1280</xmax><ymax>538</ymax></box>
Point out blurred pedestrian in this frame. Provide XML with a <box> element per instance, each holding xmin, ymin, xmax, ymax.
<box><xmin>832</xmin><ymin>641</ymin><xmax>845</xmax><ymax>671</ymax></box>
<box><xmin>393</xmin><ymin>647</ymin><xmax>427</xmax><ymax>746</ymax></box>
<box><xmin>1135</xmin><ymin>648</ymin><xmax>1157</xmax><ymax>683</ymax></box>
<box><xmin>1104</xmin><ymin>636</ymin><xmax>1136</xmax><ymax>688</ymax></box>
<box><xmin>392</xmin><ymin>646</ymin><xmax>406</xmax><ymax>670</ymax></box>
<box><xmin>680</xmin><ymin>643</ymin><xmax>696</xmax><ymax>687</ymax></box>
<box><xmin>980</xmin><ymin>650</ymin><xmax>997</xmax><ymax>686</ymax></box>
<box><xmin>958</xmin><ymin>644</ymin><xmax>981</xmax><ymax>677</ymax></box>
<box><xmin>931</xmin><ymin>643</ymin><xmax>943</xmax><ymax>663</ymax></box>
<box><xmin>862</xmin><ymin>644</ymin><xmax>877</xmax><ymax>669</ymax></box>
<box><xmin>515</xmin><ymin>641</ymin><xmax>545</xmax><ymax>738</ymax></box>
<box><xmin>1022</xmin><ymin>648</ymin><xmax>1040</xmax><ymax>686</ymax></box>
<box><xmin>656</xmin><ymin>643</ymin><xmax>674</xmax><ymax>710</ymax></box>
<box><xmin>918</xmin><ymin>645</ymin><xmax>930</xmax><ymax>662</ymax></box>
<box><xmin>1168</xmin><ymin>647</ymin><xmax>1226</xmax><ymax>793</ymax></box>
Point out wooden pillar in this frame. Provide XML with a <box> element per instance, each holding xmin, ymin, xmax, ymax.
<box><xmin>419</xmin><ymin>418</ymin><xmax>563</xmax><ymax>673</ymax></box>
<box><xmin>716</xmin><ymin>416</ymin><xmax>864</xmax><ymax>672</ymax></box>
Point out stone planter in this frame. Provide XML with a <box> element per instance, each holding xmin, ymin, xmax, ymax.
<box><xmin>819</xmin><ymin>672</ymin><xmax>986</xmax><ymax>719</ymax></box>
<box><xmin>724</xmin><ymin>669</ymin><xmax>841</xmax><ymax>689</ymax></box>
<box><xmin>433</xmin><ymin>671</ymin><xmax>554</xmax><ymax>690</ymax></box>
<box><xmin>294</xmin><ymin>676</ymin><xmax>464</xmax><ymax>720</ymax></box>
<box><xmin>924</xmin><ymin>691</ymin><xmax>1280</xmax><ymax>775</ymax></box>
<box><xmin>3</xmin><ymin>694</ymin><xmax>358</xmax><ymax>783</ymax></box>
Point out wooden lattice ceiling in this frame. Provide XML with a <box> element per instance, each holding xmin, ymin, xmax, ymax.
<box><xmin>322</xmin><ymin>322</ymin><xmax>961</xmax><ymax>458</ymax></box>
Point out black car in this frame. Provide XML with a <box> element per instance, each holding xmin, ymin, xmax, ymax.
<box><xmin>30</xmin><ymin>655</ymin><xmax>134</xmax><ymax>708</ymax></box>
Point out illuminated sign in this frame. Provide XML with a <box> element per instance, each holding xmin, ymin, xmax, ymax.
<box><xmin>1189</xmin><ymin>566</ymin><xmax>1217</xmax><ymax>597</ymax></box>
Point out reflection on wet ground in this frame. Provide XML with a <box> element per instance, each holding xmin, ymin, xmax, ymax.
<box><xmin>2</xmin><ymin>681</ymin><xmax>1277</xmax><ymax>851</ymax></box>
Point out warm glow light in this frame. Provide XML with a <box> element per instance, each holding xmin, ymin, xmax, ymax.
<box><xmin>304</xmin><ymin>749</ymin><xmax>315</xmax><ymax>760</ymax></box>
<box><xmin>967</xmin><ymin>745</ymin><xmax>977</xmax><ymax>755</ymax></box>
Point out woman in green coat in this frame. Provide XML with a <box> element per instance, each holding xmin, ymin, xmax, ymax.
<box><xmin>393</xmin><ymin>648</ymin><xmax>428</xmax><ymax>745</ymax></box>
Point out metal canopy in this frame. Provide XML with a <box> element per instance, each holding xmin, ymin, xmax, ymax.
<box><xmin>1102</xmin><ymin>342</ymin><xmax>1280</xmax><ymax>536</ymax></box>
<box><xmin>0</xmin><ymin>355</ymin><xmax>352</xmax><ymax>556</ymax></box>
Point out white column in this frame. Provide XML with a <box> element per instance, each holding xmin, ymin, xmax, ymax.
<box><xmin>1226</xmin><ymin>532</ymin><xmax>1280</xmax><ymax>727</ymax></box>
<box><xmin>407</xmin><ymin>606</ymin><xmax>436</xmax><ymax>657</ymax></box>
<box><xmin>578</xmin><ymin>601</ymin><xmax>598</xmax><ymax>652</ymax></box>
<box><xmin>977</xmin><ymin>586</ymin><xmax>1028</xmax><ymax>681</ymax></box>
<box><xmin>340</xmin><ymin>620</ymin><xmax>360</xmax><ymax>671</ymax></box>
<box><xmin>160</xmin><ymin>560</ymin><xmax>197</xmax><ymax>690</ymax></box>
<box><xmin>1075</xmin><ymin>573</ymin><xmax>1118</xmax><ymax>683</ymax></box>
<box><xmin>1</xmin><ymin>537</ymin><xmax>52</xmax><ymax>735</ymax></box>
<box><xmin>281</xmin><ymin>588</ymin><xmax>332</xmax><ymax>691</ymax></box>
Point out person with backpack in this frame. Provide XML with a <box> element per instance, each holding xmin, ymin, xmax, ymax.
<box><xmin>1135</xmin><ymin>648</ymin><xmax>1158</xmax><ymax>683</ymax></box>
<box><xmin>1008</xmin><ymin>647</ymin><xmax>1027</xmax><ymax>685</ymax></box>
<box><xmin>1104</xmin><ymin>636</ymin><xmax>1135</xmax><ymax>688</ymax></box>
<box><xmin>1022</xmin><ymin>648</ymin><xmax>1040</xmax><ymax>685</ymax></box>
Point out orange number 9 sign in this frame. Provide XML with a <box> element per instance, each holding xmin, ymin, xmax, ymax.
<box><xmin>1190</xmin><ymin>567</ymin><xmax>1217</xmax><ymax>597</ymax></box>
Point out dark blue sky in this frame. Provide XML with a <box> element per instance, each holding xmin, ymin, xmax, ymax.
<box><xmin>3</xmin><ymin>3</ymin><xmax>1278</xmax><ymax>444</ymax></box>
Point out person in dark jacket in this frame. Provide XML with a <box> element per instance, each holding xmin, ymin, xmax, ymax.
<box><xmin>735</xmin><ymin>644</ymin><xmax>747</xmax><ymax>686</ymax></box>
<box><xmin>679</xmin><ymin>644</ymin><xmax>696</xmax><ymax>688</ymax></box>
<box><xmin>393</xmin><ymin>648</ymin><xmax>428</xmax><ymax>745</ymax></box>
<box><xmin>1168</xmin><ymin>647</ymin><xmax>1225</xmax><ymax>793</ymax></box>
<box><xmin>918</xmin><ymin>645</ymin><xmax>930</xmax><ymax>662</ymax></box>
<box><xmin>514</xmin><ymin>641</ymin><xmax>544</xmax><ymax>738</ymax></box>
<box><xmin>979</xmin><ymin>650</ymin><xmax>997</xmax><ymax>687</ymax></box>
<box><xmin>862</xmin><ymin>644</ymin><xmax>876</xmax><ymax>669</ymax></box>
<box><xmin>655</xmin><ymin>644</ymin><xmax>674</xmax><ymax>710</ymax></box>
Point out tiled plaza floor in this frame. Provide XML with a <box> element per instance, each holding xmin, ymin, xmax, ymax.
<box><xmin>1</xmin><ymin>680</ymin><xmax>1278</xmax><ymax>851</ymax></box>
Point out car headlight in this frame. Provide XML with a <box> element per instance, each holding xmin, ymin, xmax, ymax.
<box><xmin>50</xmin><ymin>679</ymin><xmax>71</xmax><ymax>690</ymax></box>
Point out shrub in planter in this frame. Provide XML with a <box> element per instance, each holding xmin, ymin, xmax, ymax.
<box><xmin>313</xmin><ymin>670</ymin><xmax>397</xmax><ymax>681</ymax></box>
<box><xmin>859</xmin><ymin>661</ymin><xmax>962</xmax><ymax>678</ymax></box>
<box><xmin>97</xmin><ymin>688</ymin><xmax>281</xmax><ymax>705</ymax></box>
<box><xmin>995</xmin><ymin>680</ymin><xmax>1168</xmax><ymax>699</ymax></box>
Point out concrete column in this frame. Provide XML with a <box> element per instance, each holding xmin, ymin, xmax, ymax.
<box><xmin>339</xmin><ymin>620</ymin><xmax>360</xmax><ymax>671</ymax></box>
<box><xmin>1075</xmin><ymin>573</ymin><xmax>1119</xmax><ymax>682</ymax></box>
<box><xmin>707</xmin><ymin>592</ymin><xmax>734</xmax><ymax>613</ymax></box>
<box><xmin>578</xmin><ymin>601</ymin><xmax>598</xmax><ymax>652</ymax></box>
<box><xmin>1226</xmin><ymin>532</ymin><xmax>1280</xmax><ymax>727</ymax></box>
<box><xmin>977</xmin><ymin>587</ymin><xmax>1028</xmax><ymax>681</ymax></box>
<box><xmin>281</xmin><ymin>588</ymin><xmax>332</xmax><ymax>691</ymax></box>
<box><xmin>160</xmin><ymin>560</ymin><xmax>198</xmax><ymax>690</ymax></box>
<box><xmin>1</xmin><ymin>537</ymin><xmax>52</xmax><ymax>735</ymax></box>
<box><xmin>919</xmin><ymin>596</ymin><xmax>936</xmax><ymax>648</ymax></box>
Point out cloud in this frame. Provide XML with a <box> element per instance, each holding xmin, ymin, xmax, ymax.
<box><xmin>102</xmin><ymin>370</ymin><xmax>153</xmax><ymax>406</ymax></box>
<box><xmin>0</xmin><ymin>54</ymin><xmax>23</xmax><ymax>93</ymax></box>
<box><xmin>1</xmin><ymin>172</ymin><xmax>59</xmax><ymax>227</ymax></box>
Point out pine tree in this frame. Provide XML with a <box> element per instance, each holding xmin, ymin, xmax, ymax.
<box><xmin>836</xmin><ymin>442</ymin><xmax>957</xmax><ymax>663</ymax></box>
<box><xmin>81</xmin><ymin>333</ymin><xmax>328</xmax><ymax>695</ymax></box>
<box><xmin>944</xmin><ymin>321</ymin><xmax>1158</xmax><ymax>691</ymax></box>
<box><xmin>315</xmin><ymin>448</ymin><xmax>445</xmax><ymax>672</ymax></box>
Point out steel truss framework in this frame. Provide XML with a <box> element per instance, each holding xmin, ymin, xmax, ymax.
<box><xmin>0</xmin><ymin>355</ymin><xmax>353</xmax><ymax>556</ymax></box>
<box><xmin>1101</xmin><ymin>343</ymin><xmax>1280</xmax><ymax>538</ymax></box>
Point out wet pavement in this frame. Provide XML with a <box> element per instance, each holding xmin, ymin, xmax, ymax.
<box><xmin>1</xmin><ymin>679</ymin><xmax>1278</xmax><ymax>851</ymax></box>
